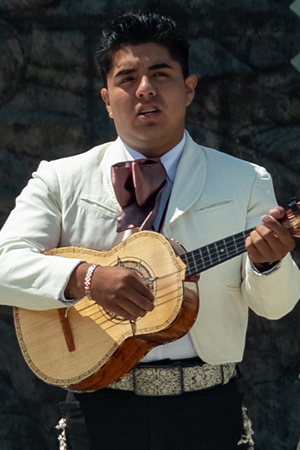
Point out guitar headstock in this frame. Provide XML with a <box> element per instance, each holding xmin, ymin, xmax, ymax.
<box><xmin>281</xmin><ymin>199</ymin><xmax>300</xmax><ymax>237</ymax></box>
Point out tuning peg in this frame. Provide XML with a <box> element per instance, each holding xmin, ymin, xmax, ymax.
<box><xmin>288</xmin><ymin>197</ymin><xmax>299</xmax><ymax>212</ymax></box>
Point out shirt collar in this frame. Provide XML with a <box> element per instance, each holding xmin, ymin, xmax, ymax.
<box><xmin>118</xmin><ymin>132</ymin><xmax>186</xmax><ymax>182</ymax></box>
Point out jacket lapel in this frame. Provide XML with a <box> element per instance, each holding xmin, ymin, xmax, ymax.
<box><xmin>165</xmin><ymin>133</ymin><xmax>207</xmax><ymax>224</ymax></box>
<box><xmin>102</xmin><ymin>138</ymin><xmax>128</xmax><ymax>211</ymax></box>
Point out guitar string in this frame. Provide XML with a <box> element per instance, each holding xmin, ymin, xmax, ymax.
<box><xmin>75</xmin><ymin>277</ymin><xmax>185</xmax><ymax>328</ymax></box>
<box><xmin>153</xmin><ymin>233</ymin><xmax>247</xmax><ymax>282</ymax></box>
<box><xmin>69</xmin><ymin>216</ymin><xmax>300</xmax><ymax>324</ymax></box>
<box><xmin>182</xmin><ymin>233</ymin><xmax>247</xmax><ymax>277</ymax></box>
<box><xmin>75</xmin><ymin>232</ymin><xmax>249</xmax><ymax>327</ymax></box>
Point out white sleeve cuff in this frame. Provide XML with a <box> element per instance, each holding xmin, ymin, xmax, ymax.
<box><xmin>250</xmin><ymin>261</ymin><xmax>280</xmax><ymax>275</ymax></box>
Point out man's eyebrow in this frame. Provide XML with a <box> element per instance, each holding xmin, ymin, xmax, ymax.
<box><xmin>149</xmin><ymin>63</ymin><xmax>173</xmax><ymax>71</ymax></box>
<box><xmin>114</xmin><ymin>68</ymin><xmax>136</xmax><ymax>78</ymax></box>
<box><xmin>114</xmin><ymin>62</ymin><xmax>173</xmax><ymax>78</ymax></box>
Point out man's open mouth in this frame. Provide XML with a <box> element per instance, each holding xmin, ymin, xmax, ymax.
<box><xmin>139</xmin><ymin>107</ymin><xmax>159</xmax><ymax>116</ymax></box>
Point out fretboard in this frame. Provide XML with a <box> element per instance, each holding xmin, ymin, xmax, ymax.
<box><xmin>180</xmin><ymin>228</ymin><xmax>254</xmax><ymax>277</ymax></box>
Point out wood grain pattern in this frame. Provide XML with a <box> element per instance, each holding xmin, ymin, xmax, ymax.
<box><xmin>14</xmin><ymin>231</ymin><xmax>199</xmax><ymax>392</ymax></box>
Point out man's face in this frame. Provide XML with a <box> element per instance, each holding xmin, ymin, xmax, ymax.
<box><xmin>101</xmin><ymin>42</ymin><xmax>197</xmax><ymax>157</ymax></box>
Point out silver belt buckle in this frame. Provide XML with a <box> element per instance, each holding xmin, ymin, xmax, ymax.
<box><xmin>133</xmin><ymin>363</ymin><xmax>184</xmax><ymax>396</ymax></box>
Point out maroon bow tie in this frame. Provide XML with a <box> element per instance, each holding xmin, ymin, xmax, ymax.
<box><xmin>111</xmin><ymin>158</ymin><xmax>167</xmax><ymax>232</ymax></box>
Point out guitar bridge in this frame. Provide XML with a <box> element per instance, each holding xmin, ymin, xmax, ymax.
<box><xmin>58</xmin><ymin>308</ymin><xmax>75</xmax><ymax>352</ymax></box>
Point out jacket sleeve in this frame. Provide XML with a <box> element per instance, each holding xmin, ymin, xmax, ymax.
<box><xmin>0</xmin><ymin>161</ymin><xmax>83</xmax><ymax>310</ymax></box>
<box><xmin>241</xmin><ymin>167</ymin><xmax>300</xmax><ymax>319</ymax></box>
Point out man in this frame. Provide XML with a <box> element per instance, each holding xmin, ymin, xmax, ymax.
<box><xmin>0</xmin><ymin>11</ymin><xmax>299</xmax><ymax>450</ymax></box>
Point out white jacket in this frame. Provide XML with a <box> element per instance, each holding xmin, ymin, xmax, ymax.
<box><xmin>0</xmin><ymin>133</ymin><xmax>299</xmax><ymax>364</ymax></box>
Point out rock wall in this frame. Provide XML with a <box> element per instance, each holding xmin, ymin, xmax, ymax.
<box><xmin>0</xmin><ymin>1</ymin><xmax>300</xmax><ymax>449</ymax></box>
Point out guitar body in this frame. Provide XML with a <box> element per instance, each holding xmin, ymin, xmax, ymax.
<box><xmin>14</xmin><ymin>231</ymin><xmax>199</xmax><ymax>392</ymax></box>
<box><xmin>13</xmin><ymin>202</ymin><xmax>300</xmax><ymax>392</ymax></box>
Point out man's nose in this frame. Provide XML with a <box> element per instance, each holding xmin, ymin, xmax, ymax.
<box><xmin>136</xmin><ymin>76</ymin><xmax>156</xmax><ymax>98</ymax></box>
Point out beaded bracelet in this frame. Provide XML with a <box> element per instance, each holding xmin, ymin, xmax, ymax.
<box><xmin>84</xmin><ymin>264</ymin><xmax>99</xmax><ymax>300</ymax></box>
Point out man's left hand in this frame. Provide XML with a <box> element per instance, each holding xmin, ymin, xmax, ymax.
<box><xmin>245</xmin><ymin>206</ymin><xmax>295</xmax><ymax>272</ymax></box>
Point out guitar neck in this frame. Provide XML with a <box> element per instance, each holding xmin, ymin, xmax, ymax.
<box><xmin>180</xmin><ymin>228</ymin><xmax>254</xmax><ymax>277</ymax></box>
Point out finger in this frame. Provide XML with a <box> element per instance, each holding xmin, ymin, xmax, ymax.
<box><xmin>102</xmin><ymin>269</ymin><xmax>155</xmax><ymax>318</ymax></box>
<box><xmin>106</xmin><ymin>304</ymin><xmax>139</xmax><ymax>321</ymax></box>
<box><xmin>268</xmin><ymin>206</ymin><xmax>286</xmax><ymax>220</ymax></box>
<box><xmin>245</xmin><ymin>228</ymin><xmax>274</xmax><ymax>262</ymax></box>
<box><xmin>107</xmin><ymin>285</ymin><xmax>155</xmax><ymax>320</ymax></box>
<box><xmin>107</xmin><ymin>303</ymin><xmax>143</xmax><ymax>321</ymax></box>
<box><xmin>90</xmin><ymin>266</ymin><xmax>155</xmax><ymax>318</ymax></box>
<box><xmin>99</xmin><ymin>289</ymin><xmax>155</xmax><ymax>321</ymax></box>
<box><xmin>93</xmin><ymin>265</ymin><xmax>155</xmax><ymax>301</ymax></box>
<box><xmin>261</xmin><ymin>215</ymin><xmax>295</xmax><ymax>248</ymax></box>
<box><xmin>114</xmin><ymin>292</ymin><xmax>155</xmax><ymax>320</ymax></box>
<box><xmin>255</xmin><ymin>223</ymin><xmax>282</xmax><ymax>246</ymax></box>
<box><xmin>128</xmin><ymin>272</ymin><xmax>156</xmax><ymax>302</ymax></box>
<box><xmin>116</xmin><ymin>280</ymin><xmax>155</xmax><ymax>309</ymax></box>
<box><xmin>246</xmin><ymin>225</ymin><xmax>294</xmax><ymax>263</ymax></box>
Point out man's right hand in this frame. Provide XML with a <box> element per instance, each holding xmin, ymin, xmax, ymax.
<box><xmin>65</xmin><ymin>263</ymin><xmax>155</xmax><ymax>321</ymax></box>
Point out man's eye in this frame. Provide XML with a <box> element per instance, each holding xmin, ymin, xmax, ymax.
<box><xmin>120</xmin><ymin>77</ymin><xmax>134</xmax><ymax>84</ymax></box>
<box><xmin>154</xmin><ymin>72</ymin><xmax>168</xmax><ymax>77</ymax></box>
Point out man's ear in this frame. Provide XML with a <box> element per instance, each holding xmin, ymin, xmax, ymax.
<box><xmin>101</xmin><ymin>88</ymin><xmax>113</xmax><ymax>118</ymax></box>
<box><xmin>185</xmin><ymin>74</ymin><xmax>198</xmax><ymax>107</ymax></box>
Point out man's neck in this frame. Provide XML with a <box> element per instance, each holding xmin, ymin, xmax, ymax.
<box><xmin>120</xmin><ymin>132</ymin><xmax>186</xmax><ymax>182</ymax></box>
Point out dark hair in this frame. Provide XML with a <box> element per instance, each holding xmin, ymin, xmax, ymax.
<box><xmin>95</xmin><ymin>11</ymin><xmax>190</xmax><ymax>85</ymax></box>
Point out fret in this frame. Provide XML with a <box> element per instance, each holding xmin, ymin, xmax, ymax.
<box><xmin>181</xmin><ymin>228</ymin><xmax>253</xmax><ymax>278</ymax></box>
<box><xmin>190</xmin><ymin>251</ymin><xmax>199</xmax><ymax>276</ymax></box>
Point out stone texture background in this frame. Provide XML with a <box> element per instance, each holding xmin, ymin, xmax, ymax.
<box><xmin>0</xmin><ymin>0</ymin><xmax>300</xmax><ymax>449</ymax></box>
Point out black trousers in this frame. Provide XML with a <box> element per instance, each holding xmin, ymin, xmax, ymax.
<box><xmin>60</xmin><ymin>379</ymin><xmax>245</xmax><ymax>450</ymax></box>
